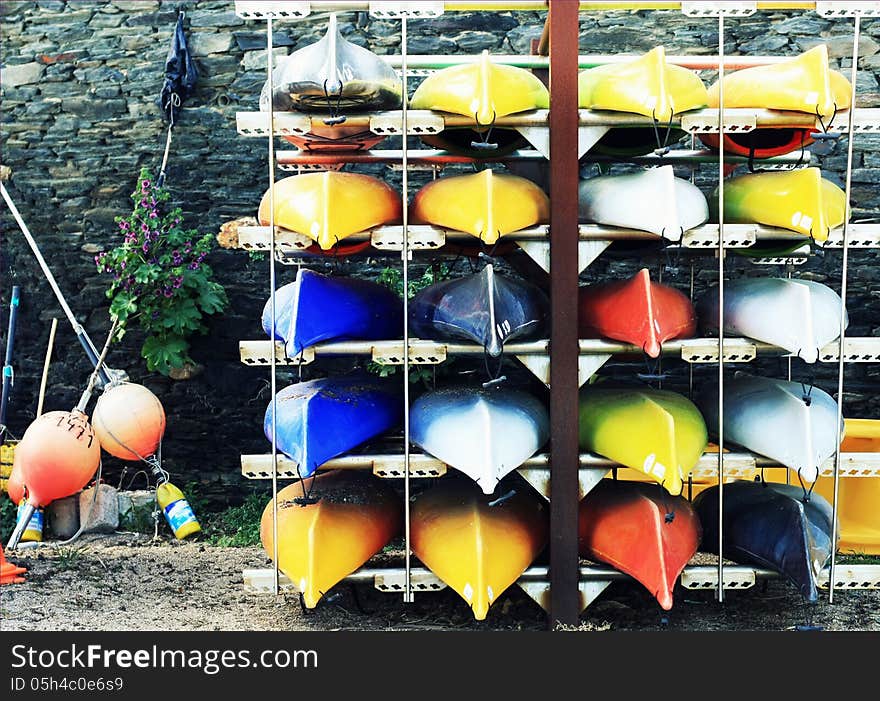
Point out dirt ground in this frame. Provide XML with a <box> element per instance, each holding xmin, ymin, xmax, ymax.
<box><xmin>1</xmin><ymin>533</ymin><xmax>877</xmax><ymax>632</ymax></box>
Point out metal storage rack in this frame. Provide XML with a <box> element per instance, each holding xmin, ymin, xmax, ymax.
<box><xmin>233</xmin><ymin>0</ymin><xmax>880</xmax><ymax>629</ymax></box>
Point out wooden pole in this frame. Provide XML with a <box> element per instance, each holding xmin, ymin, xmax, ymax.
<box><xmin>548</xmin><ymin>0</ymin><xmax>581</xmax><ymax>629</ymax></box>
<box><xmin>36</xmin><ymin>318</ymin><xmax>57</xmax><ymax>418</ymax></box>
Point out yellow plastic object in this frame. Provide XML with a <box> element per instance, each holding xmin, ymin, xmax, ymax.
<box><xmin>156</xmin><ymin>481</ymin><xmax>202</xmax><ymax>540</ymax></box>
<box><xmin>712</xmin><ymin>167</ymin><xmax>845</xmax><ymax>242</ymax></box>
<box><xmin>257</xmin><ymin>172</ymin><xmax>402</xmax><ymax>251</ymax></box>
<box><xmin>0</xmin><ymin>442</ymin><xmax>14</xmax><ymax>494</ymax></box>
<box><xmin>410</xmin><ymin>169</ymin><xmax>549</xmax><ymax>245</ymax></box>
<box><xmin>578</xmin><ymin>46</ymin><xmax>708</xmax><ymax>120</ymax></box>
<box><xmin>707</xmin><ymin>45</ymin><xmax>852</xmax><ymax>117</ymax></box>
<box><xmin>410</xmin><ymin>50</ymin><xmax>548</xmax><ymax>125</ymax></box>
<box><xmin>579</xmin><ymin>387</ymin><xmax>708</xmax><ymax>497</ymax></box>
<box><xmin>411</xmin><ymin>480</ymin><xmax>547</xmax><ymax>621</ymax></box>
<box><xmin>260</xmin><ymin>472</ymin><xmax>401</xmax><ymax>609</ymax></box>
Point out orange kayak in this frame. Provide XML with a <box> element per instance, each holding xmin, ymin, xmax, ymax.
<box><xmin>578</xmin><ymin>268</ymin><xmax>696</xmax><ymax>357</ymax></box>
<box><xmin>260</xmin><ymin>470</ymin><xmax>401</xmax><ymax>608</ymax></box>
<box><xmin>578</xmin><ymin>478</ymin><xmax>701</xmax><ymax>610</ymax></box>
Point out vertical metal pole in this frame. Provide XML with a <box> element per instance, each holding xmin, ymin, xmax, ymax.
<box><xmin>829</xmin><ymin>13</ymin><xmax>861</xmax><ymax>605</ymax></box>
<box><xmin>266</xmin><ymin>15</ymin><xmax>279</xmax><ymax>597</ymax></box>
<box><xmin>400</xmin><ymin>13</ymin><xmax>413</xmax><ymax>604</ymax></box>
<box><xmin>716</xmin><ymin>11</ymin><xmax>726</xmax><ymax>604</ymax></box>
<box><xmin>548</xmin><ymin>0</ymin><xmax>580</xmax><ymax>629</ymax></box>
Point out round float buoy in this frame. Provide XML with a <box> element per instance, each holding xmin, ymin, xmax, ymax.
<box><xmin>92</xmin><ymin>382</ymin><xmax>166</xmax><ymax>461</ymax></box>
<box><xmin>6</xmin><ymin>451</ymin><xmax>23</xmax><ymax>505</ymax></box>
<box><xmin>15</xmin><ymin>410</ymin><xmax>101</xmax><ymax>506</ymax></box>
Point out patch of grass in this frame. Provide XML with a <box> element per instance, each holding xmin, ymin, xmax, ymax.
<box><xmin>0</xmin><ymin>496</ymin><xmax>17</xmax><ymax>544</ymax></box>
<box><xmin>54</xmin><ymin>545</ymin><xmax>89</xmax><ymax>572</ymax></box>
<box><xmin>200</xmin><ymin>491</ymin><xmax>267</xmax><ymax>548</ymax></box>
<box><xmin>837</xmin><ymin>553</ymin><xmax>880</xmax><ymax>564</ymax></box>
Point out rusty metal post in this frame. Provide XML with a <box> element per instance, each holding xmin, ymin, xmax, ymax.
<box><xmin>548</xmin><ymin>0</ymin><xmax>581</xmax><ymax>629</ymax></box>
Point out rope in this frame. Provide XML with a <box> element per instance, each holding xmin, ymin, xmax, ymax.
<box><xmin>157</xmin><ymin>94</ymin><xmax>179</xmax><ymax>188</ymax></box>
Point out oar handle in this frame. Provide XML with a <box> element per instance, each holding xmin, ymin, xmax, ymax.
<box><xmin>0</xmin><ymin>286</ymin><xmax>21</xmax><ymax>432</ymax></box>
<box><xmin>5</xmin><ymin>501</ymin><xmax>35</xmax><ymax>551</ymax></box>
<box><xmin>76</xmin><ymin>331</ymin><xmax>110</xmax><ymax>387</ymax></box>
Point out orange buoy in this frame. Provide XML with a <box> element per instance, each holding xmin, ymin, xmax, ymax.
<box><xmin>6</xmin><ymin>451</ymin><xmax>23</xmax><ymax>505</ymax></box>
<box><xmin>92</xmin><ymin>382</ymin><xmax>166</xmax><ymax>461</ymax></box>
<box><xmin>14</xmin><ymin>410</ymin><xmax>101</xmax><ymax>507</ymax></box>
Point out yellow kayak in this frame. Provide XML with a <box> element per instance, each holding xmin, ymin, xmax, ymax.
<box><xmin>410</xmin><ymin>50</ymin><xmax>549</xmax><ymax>156</ymax></box>
<box><xmin>257</xmin><ymin>171</ymin><xmax>401</xmax><ymax>250</ymax></box>
<box><xmin>579</xmin><ymin>385</ymin><xmax>708</xmax><ymax>497</ymax></box>
<box><xmin>711</xmin><ymin>167</ymin><xmax>845</xmax><ymax>242</ymax></box>
<box><xmin>411</xmin><ymin>479</ymin><xmax>548</xmax><ymax>621</ymax></box>
<box><xmin>410</xmin><ymin>169</ymin><xmax>549</xmax><ymax>245</ymax></box>
<box><xmin>707</xmin><ymin>45</ymin><xmax>852</xmax><ymax>118</ymax></box>
<box><xmin>260</xmin><ymin>471</ymin><xmax>401</xmax><ymax>609</ymax></box>
<box><xmin>578</xmin><ymin>46</ymin><xmax>708</xmax><ymax>122</ymax></box>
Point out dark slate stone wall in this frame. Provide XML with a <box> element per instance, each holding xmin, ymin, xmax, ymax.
<box><xmin>1</xmin><ymin>1</ymin><xmax>878</xmax><ymax>505</ymax></box>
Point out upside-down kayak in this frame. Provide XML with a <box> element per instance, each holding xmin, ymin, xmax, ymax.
<box><xmin>578</xmin><ymin>165</ymin><xmax>709</xmax><ymax>241</ymax></box>
<box><xmin>410</xmin><ymin>50</ymin><xmax>549</xmax><ymax>157</ymax></box>
<box><xmin>579</xmin><ymin>385</ymin><xmax>708</xmax><ymax>496</ymax></box>
<box><xmin>694</xmin><ymin>480</ymin><xmax>836</xmax><ymax>603</ymax></box>
<box><xmin>259</xmin><ymin>13</ymin><xmax>402</xmax><ymax>151</ymax></box>
<box><xmin>260</xmin><ymin>470</ymin><xmax>402</xmax><ymax>609</ymax></box>
<box><xmin>258</xmin><ymin>171</ymin><xmax>401</xmax><ymax>251</ymax></box>
<box><xmin>578</xmin><ymin>46</ymin><xmax>708</xmax><ymax>156</ymax></box>
<box><xmin>698</xmin><ymin>45</ymin><xmax>852</xmax><ymax>158</ymax></box>
<box><xmin>772</xmin><ymin>419</ymin><xmax>880</xmax><ymax>556</ymax></box>
<box><xmin>578</xmin><ymin>479</ymin><xmax>701</xmax><ymax>610</ymax></box>
<box><xmin>264</xmin><ymin>375</ymin><xmax>403</xmax><ymax>478</ymax></box>
<box><xmin>710</xmin><ymin>167</ymin><xmax>845</xmax><ymax>243</ymax></box>
<box><xmin>578</xmin><ymin>268</ymin><xmax>696</xmax><ymax>358</ymax></box>
<box><xmin>262</xmin><ymin>268</ymin><xmax>403</xmax><ymax>358</ymax></box>
<box><xmin>696</xmin><ymin>277</ymin><xmax>847</xmax><ymax>364</ymax></box>
<box><xmin>411</xmin><ymin>478</ymin><xmax>548</xmax><ymax>620</ymax></box>
<box><xmin>696</xmin><ymin>372</ymin><xmax>843</xmax><ymax>484</ymax></box>
<box><xmin>410</xmin><ymin>387</ymin><xmax>550</xmax><ymax>495</ymax></box>
<box><xmin>409</xmin><ymin>264</ymin><xmax>549</xmax><ymax>357</ymax></box>
<box><xmin>410</xmin><ymin>169</ymin><xmax>549</xmax><ymax>245</ymax></box>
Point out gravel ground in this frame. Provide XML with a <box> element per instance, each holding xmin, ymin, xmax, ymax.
<box><xmin>1</xmin><ymin>533</ymin><xmax>877</xmax><ymax>632</ymax></box>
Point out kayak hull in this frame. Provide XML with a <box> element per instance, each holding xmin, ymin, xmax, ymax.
<box><xmin>696</xmin><ymin>277</ymin><xmax>847</xmax><ymax>364</ymax></box>
<box><xmin>258</xmin><ymin>171</ymin><xmax>401</xmax><ymax>251</ymax></box>
<box><xmin>410</xmin><ymin>169</ymin><xmax>549</xmax><ymax>245</ymax></box>
<box><xmin>578</xmin><ymin>479</ymin><xmax>702</xmax><ymax>610</ymax></box>
<box><xmin>410</xmin><ymin>387</ymin><xmax>550</xmax><ymax>495</ymax></box>
<box><xmin>694</xmin><ymin>480</ymin><xmax>836</xmax><ymax>602</ymax></box>
<box><xmin>263</xmin><ymin>269</ymin><xmax>403</xmax><ymax>358</ymax></box>
<box><xmin>409</xmin><ymin>264</ymin><xmax>549</xmax><ymax>357</ymax></box>
<box><xmin>578</xmin><ymin>268</ymin><xmax>696</xmax><ymax>358</ymax></box>
<box><xmin>696</xmin><ymin>372</ymin><xmax>843</xmax><ymax>485</ymax></box>
<box><xmin>578</xmin><ymin>165</ymin><xmax>709</xmax><ymax>241</ymax></box>
<box><xmin>578</xmin><ymin>385</ymin><xmax>708</xmax><ymax>496</ymax></box>
<box><xmin>260</xmin><ymin>471</ymin><xmax>402</xmax><ymax>609</ymax></box>
<box><xmin>411</xmin><ymin>479</ymin><xmax>549</xmax><ymax>620</ymax></box>
<box><xmin>264</xmin><ymin>375</ymin><xmax>403</xmax><ymax>478</ymax></box>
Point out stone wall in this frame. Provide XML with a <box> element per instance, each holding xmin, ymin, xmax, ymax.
<box><xmin>1</xmin><ymin>1</ymin><xmax>878</xmax><ymax>505</ymax></box>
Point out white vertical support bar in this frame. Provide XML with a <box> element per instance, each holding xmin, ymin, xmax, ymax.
<box><xmin>400</xmin><ymin>13</ymin><xmax>413</xmax><ymax>605</ymax></box>
<box><xmin>830</xmin><ymin>13</ymin><xmax>862</xmax><ymax>605</ymax></box>
<box><xmin>266</xmin><ymin>16</ymin><xmax>279</xmax><ymax>597</ymax></box>
<box><xmin>716</xmin><ymin>10</ymin><xmax>726</xmax><ymax>605</ymax></box>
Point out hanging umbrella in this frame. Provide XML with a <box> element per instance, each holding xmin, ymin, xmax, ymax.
<box><xmin>157</xmin><ymin>9</ymin><xmax>198</xmax><ymax>186</ymax></box>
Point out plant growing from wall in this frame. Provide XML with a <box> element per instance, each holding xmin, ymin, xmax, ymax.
<box><xmin>95</xmin><ymin>168</ymin><xmax>228</xmax><ymax>376</ymax></box>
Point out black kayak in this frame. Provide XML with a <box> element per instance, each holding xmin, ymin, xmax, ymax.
<box><xmin>408</xmin><ymin>264</ymin><xmax>549</xmax><ymax>357</ymax></box>
<box><xmin>694</xmin><ymin>480</ymin><xmax>836</xmax><ymax>602</ymax></box>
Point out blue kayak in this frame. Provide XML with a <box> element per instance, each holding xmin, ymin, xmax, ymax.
<box><xmin>262</xmin><ymin>268</ymin><xmax>403</xmax><ymax>358</ymax></box>
<box><xmin>264</xmin><ymin>375</ymin><xmax>404</xmax><ymax>478</ymax></box>
<box><xmin>409</xmin><ymin>264</ymin><xmax>549</xmax><ymax>357</ymax></box>
<box><xmin>694</xmin><ymin>480</ymin><xmax>836</xmax><ymax>603</ymax></box>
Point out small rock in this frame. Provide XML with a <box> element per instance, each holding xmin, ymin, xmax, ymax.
<box><xmin>1</xmin><ymin>61</ymin><xmax>45</xmax><ymax>87</ymax></box>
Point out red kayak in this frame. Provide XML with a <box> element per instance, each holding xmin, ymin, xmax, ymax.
<box><xmin>578</xmin><ymin>479</ymin><xmax>701</xmax><ymax>610</ymax></box>
<box><xmin>578</xmin><ymin>268</ymin><xmax>696</xmax><ymax>357</ymax></box>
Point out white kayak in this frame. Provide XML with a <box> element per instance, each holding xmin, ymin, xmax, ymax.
<box><xmin>578</xmin><ymin>165</ymin><xmax>709</xmax><ymax>241</ymax></box>
<box><xmin>697</xmin><ymin>277</ymin><xmax>847</xmax><ymax>364</ymax></box>
<box><xmin>696</xmin><ymin>372</ymin><xmax>844</xmax><ymax>484</ymax></box>
<box><xmin>410</xmin><ymin>387</ymin><xmax>550</xmax><ymax>495</ymax></box>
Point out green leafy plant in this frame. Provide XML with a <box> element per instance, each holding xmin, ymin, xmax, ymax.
<box><xmin>199</xmin><ymin>490</ymin><xmax>267</xmax><ymax>547</ymax></box>
<box><xmin>377</xmin><ymin>264</ymin><xmax>449</xmax><ymax>299</ymax></box>
<box><xmin>95</xmin><ymin>168</ymin><xmax>229</xmax><ymax>375</ymax></box>
<box><xmin>0</xmin><ymin>496</ymin><xmax>17</xmax><ymax>544</ymax></box>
